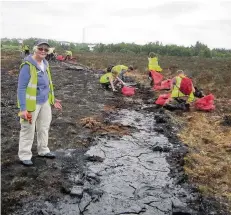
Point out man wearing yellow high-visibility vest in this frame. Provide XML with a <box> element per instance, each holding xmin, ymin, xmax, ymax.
<box><xmin>22</xmin><ymin>44</ymin><xmax>30</xmax><ymax>57</ymax></box>
<box><xmin>111</xmin><ymin>65</ymin><xmax>133</xmax><ymax>79</ymax></box>
<box><xmin>99</xmin><ymin>65</ymin><xmax>118</xmax><ymax>91</ymax></box>
<box><xmin>17</xmin><ymin>40</ymin><xmax>62</xmax><ymax>166</ymax></box>
<box><xmin>148</xmin><ymin>52</ymin><xmax>163</xmax><ymax>86</ymax></box>
<box><xmin>166</xmin><ymin>70</ymin><xmax>195</xmax><ymax>110</ymax></box>
<box><xmin>100</xmin><ymin>72</ymin><xmax>115</xmax><ymax>91</ymax></box>
<box><xmin>65</xmin><ymin>50</ymin><xmax>73</xmax><ymax>60</ymax></box>
<box><xmin>148</xmin><ymin>52</ymin><xmax>162</xmax><ymax>72</ymax></box>
<box><xmin>46</xmin><ymin>47</ymin><xmax>56</xmax><ymax>61</ymax></box>
<box><xmin>111</xmin><ymin>65</ymin><xmax>134</xmax><ymax>89</ymax></box>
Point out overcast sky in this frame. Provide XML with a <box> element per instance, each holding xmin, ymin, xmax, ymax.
<box><xmin>1</xmin><ymin>0</ymin><xmax>231</xmax><ymax>49</ymax></box>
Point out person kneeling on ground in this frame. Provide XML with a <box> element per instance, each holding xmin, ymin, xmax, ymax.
<box><xmin>111</xmin><ymin>65</ymin><xmax>134</xmax><ymax>86</ymax></box>
<box><xmin>99</xmin><ymin>71</ymin><xmax>117</xmax><ymax>91</ymax></box>
<box><xmin>17</xmin><ymin>40</ymin><xmax>62</xmax><ymax>166</ymax></box>
<box><xmin>166</xmin><ymin>70</ymin><xmax>195</xmax><ymax>111</ymax></box>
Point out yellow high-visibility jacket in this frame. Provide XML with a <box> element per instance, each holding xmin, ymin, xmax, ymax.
<box><xmin>171</xmin><ymin>75</ymin><xmax>194</xmax><ymax>103</ymax></box>
<box><xmin>17</xmin><ymin>61</ymin><xmax>55</xmax><ymax>111</ymax></box>
<box><xmin>111</xmin><ymin>65</ymin><xmax>128</xmax><ymax>77</ymax></box>
<box><xmin>148</xmin><ymin>57</ymin><xmax>162</xmax><ymax>72</ymax></box>
<box><xmin>65</xmin><ymin>51</ymin><xmax>72</xmax><ymax>57</ymax></box>
<box><xmin>22</xmin><ymin>45</ymin><xmax>30</xmax><ymax>51</ymax></box>
<box><xmin>100</xmin><ymin>72</ymin><xmax>113</xmax><ymax>84</ymax></box>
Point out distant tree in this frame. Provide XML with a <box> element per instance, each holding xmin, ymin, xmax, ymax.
<box><xmin>200</xmin><ymin>48</ymin><xmax>212</xmax><ymax>58</ymax></box>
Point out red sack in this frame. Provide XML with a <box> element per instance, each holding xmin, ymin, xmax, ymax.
<box><xmin>121</xmin><ymin>86</ymin><xmax>135</xmax><ymax>96</ymax></box>
<box><xmin>153</xmin><ymin>85</ymin><xmax>162</xmax><ymax>90</ymax></box>
<box><xmin>150</xmin><ymin>70</ymin><xmax>163</xmax><ymax>85</ymax></box>
<box><xmin>56</xmin><ymin>55</ymin><xmax>65</xmax><ymax>61</ymax></box>
<box><xmin>153</xmin><ymin>79</ymin><xmax>172</xmax><ymax>91</ymax></box>
<box><xmin>160</xmin><ymin>79</ymin><xmax>172</xmax><ymax>90</ymax></box>
<box><xmin>194</xmin><ymin>94</ymin><xmax>215</xmax><ymax>111</ymax></box>
<box><xmin>179</xmin><ymin>77</ymin><xmax>193</xmax><ymax>95</ymax></box>
<box><xmin>155</xmin><ymin>93</ymin><xmax>171</xmax><ymax>106</ymax></box>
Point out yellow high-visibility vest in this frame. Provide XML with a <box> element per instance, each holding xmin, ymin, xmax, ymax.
<box><xmin>171</xmin><ymin>75</ymin><xmax>194</xmax><ymax>103</ymax></box>
<box><xmin>100</xmin><ymin>72</ymin><xmax>113</xmax><ymax>84</ymax></box>
<box><xmin>148</xmin><ymin>57</ymin><xmax>162</xmax><ymax>72</ymax></box>
<box><xmin>17</xmin><ymin>61</ymin><xmax>55</xmax><ymax>111</ymax></box>
<box><xmin>22</xmin><ymin>45</ymin><xmax>30</xmax><ymax>51</ymax></box>
<box><xmin>65</xmin><ymin>51</ymin><xmax>72</xmax><ymax>57</ymax></box>
<box><xmin>111</xmin><ymin>65</ymin><xmax>128</xmax><ymax>77</ymax></box>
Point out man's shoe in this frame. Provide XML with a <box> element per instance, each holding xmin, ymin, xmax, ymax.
<box><xmin>39</xmin><ymin>152</ymin><xmax>56</xmax><ymax>159</ymax></box>
<box><xmin>21</xmin><ymin>160</ymin><xmax>33</xmax><ymax>166</ymax></box>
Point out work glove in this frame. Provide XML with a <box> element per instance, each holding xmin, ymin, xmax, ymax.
<box><xmin>54</xmin><ymin>99</ymin><xmax>62</xmax><ymax>110</ymax></box>
<box><xmin>112</xmin><ymin>89</ymin><xmax>118</xmax><ymax>92</ymax></box>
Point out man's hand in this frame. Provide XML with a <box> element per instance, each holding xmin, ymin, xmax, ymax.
<box><xmin>54</xmin><ymin>99</ymin><xmax>62</xmax><ymax>110</ymax></box>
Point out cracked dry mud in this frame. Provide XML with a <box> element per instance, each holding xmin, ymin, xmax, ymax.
<box><xmin>76</xmin><ymin>109</ymin><xmax>194</xmax><ymax>215</ymax></box>
<box><xmin>1</xmin><ymin>61</ymin><xmax>228</xmax><ymax>215</ymax></box>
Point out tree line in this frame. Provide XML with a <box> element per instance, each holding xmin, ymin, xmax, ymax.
<box><xmin>93</xmin><ymin>41</ymin><xmax>231</xmax><ymax>58</ymax></box>
<box><xmin>1</xmin><ymin>38</ymin><xmax>231</xmax><ymax>58</ymax></box>
<box><xmin>1</xmin><ymin>38</ymin><xmax>89</xmax><ymax>53</ymax></box>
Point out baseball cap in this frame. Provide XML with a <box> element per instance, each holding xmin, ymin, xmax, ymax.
<box><xmin>35</xmin><ymin>40</ymin><xmax>50</xmax><ymax>47</ymax></box>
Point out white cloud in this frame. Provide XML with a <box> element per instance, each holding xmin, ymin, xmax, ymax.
<box><xmin>1</xmin><ymin>0</ymin><xmax>231</xmax><ymax>48</ymax></box>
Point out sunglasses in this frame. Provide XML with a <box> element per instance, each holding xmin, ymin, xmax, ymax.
<box><xmin>37</xmin><ymin>47</ymin><xmax>49</xmax><ymax>52</ymax></box>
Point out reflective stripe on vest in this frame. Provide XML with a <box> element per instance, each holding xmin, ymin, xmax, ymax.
<box><xmin>26</xmin><ymin>94</ymin><xmax>36</xmax><ymax>100</ymax></box>
<box><xmin>17</xmin><ymin>61</ymin><xmax>55</xmax><ymax>111</ymax></box>
<box><xmin>27</xmin><ymin>82</ymin><xmax>37</xmax><ymax>88</ymax></box>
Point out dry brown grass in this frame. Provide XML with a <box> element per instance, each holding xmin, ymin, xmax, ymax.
<box><xmin>80</xmin><ymin>117</ymin><xmax>130</xmax><ymax>136</ymax></box>
<box><xmin>1</xmin><ymin>50</ymin><xmax>21</xmax><ymax>70</ymax></box>
<box><xmin>178</xmin><ymin>112</ymin><xmax>231</xmax><ymax>204</ymax></box>
<box><xmin>103</xmin><ymin>105</ymin><xmax>116</xmax><ymax>112</ymax></box>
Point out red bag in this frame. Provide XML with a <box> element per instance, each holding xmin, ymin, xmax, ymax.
<box><xmin>160</xmin><ymin>79</ymin><xmax>171</xmax><ymax>90</ymax></box>
<box><xmin>121</xmin><ymin>86</ymin><xmax>135</xmax><ymax>96</ymax></box>
<box><xmin>179</xmin><ymin>77</ymin><xmax>193</xmax><ymax>95</ymax></box>
<box><xmin>56</xmin><ymin>55</ymin><xmax>65</xmax><ymax>61</ymax></box>
<box><xmin>194</xmin><ymin>94</ymin><xmax>215</xmax><ymax>111</ymax></box>
<box><xmin>154</xmin><ymin>79</ymin><xmax>172</xmax><ymax>90</ymax></box>
<box><xmin>153</xmin><ymin>85</ymin><xmax>162</xmax><ymax>90</ymax></box>
<box><xmin>150</xmin><ymin>70</ymin><xmax>163</xmax><ymax>85</ymax></box>
<box><xmin>155</xmin><ymin>93</ymin><xmax>171</xmax><ymax>105</ymax></box>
